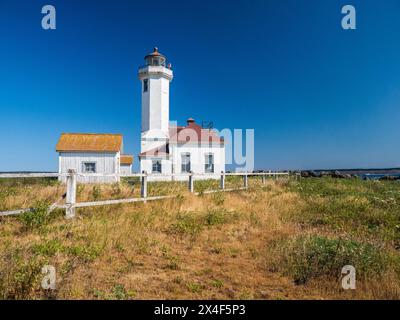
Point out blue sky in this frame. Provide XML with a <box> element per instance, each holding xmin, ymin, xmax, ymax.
<box><xmin>1</xmin><ymin>0</ymin><xmax>400</xmax><ymax>171</ymax></box>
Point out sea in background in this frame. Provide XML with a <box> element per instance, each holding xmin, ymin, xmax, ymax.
<box><xmin>358</xmin><ymin>173</ymin><xmax>400</xmax><ymax>180</ymax></box>
<box><xmin>310</xmin><ymin>168</ymin><xmax>400</xmax><ymax>180</ymax></box>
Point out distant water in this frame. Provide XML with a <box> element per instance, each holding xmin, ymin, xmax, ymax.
<box><xmin>358</xmin><ymin>173</ymin><xmax>400</xmax><ymax>180</ymax></box>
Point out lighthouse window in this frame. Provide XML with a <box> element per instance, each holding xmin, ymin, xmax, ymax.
<box><xmin>143</xmin><ymin>79</ymin><xmax>148</xmax><ymax>92</ymax></box>
<box><xmin>181</xmin><ymin>153</ymin><xmax>191</xmax><ymax>173</ymax></box>
<box><xmin>205</xmin><ymin>154</ymin><xmax>214</xmax><ymax>173</ymax></box>
<box><xmin>152</xmin><ymin>160</ymin><xmax>162</xmax><ymax>173</ymax></box>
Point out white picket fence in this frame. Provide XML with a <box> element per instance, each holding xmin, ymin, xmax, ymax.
<box><xmin>0</xmin><ymin>170</ymin><xmax>291</xmax><ymax>219</ymax></box>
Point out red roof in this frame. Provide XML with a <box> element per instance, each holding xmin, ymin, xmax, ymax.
<box><xmin>139</xmin><ymin>119</ymin><xmax>224</xmax><ymax>158</ymax></box>
<box><xmin>169</xmin><ymin>119</ymin><xmax>224</xmax><ymax>144</ymax></box>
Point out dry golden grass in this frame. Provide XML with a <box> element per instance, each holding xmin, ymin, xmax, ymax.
<box><xmin>0</xmin><ymin>177</ymin><xmax>399</xmax><ymax>300</ymax></box>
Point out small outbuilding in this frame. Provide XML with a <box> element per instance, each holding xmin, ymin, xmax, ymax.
<box><xmin>120</xmin><ymin>155</ymin><xmax>133</xmax><ymax>174</ymax></box>
<box><xmin>56</xmin><ymin>133</ymin><xmax>133</xmax><ymax>183</ymax></box>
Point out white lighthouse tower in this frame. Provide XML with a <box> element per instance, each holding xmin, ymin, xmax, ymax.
<box><xmin>138</xmin><ymin>47</ymin><xmax>225</xmax><ymax>179</ymax></box>
<box><xmin>138</xmin><ymin>47</ymin><xmax>173</xmax><ymax>158</ymax></box>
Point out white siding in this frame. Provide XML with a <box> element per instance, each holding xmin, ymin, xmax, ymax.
<box><xmin>140</xmin><ymin>157</ymin><xmax>172</xmax><ymax>181</ymax></box>
<box><xmin>140</xmin><ymin>66</ymin><xmax>172</xmax><ymax>134</ymax></box>
<box><xmin>59</xmin><ymin>152</ymin><xmax>119</xmax><ymax>183</ymax></box>
<box><xmin>139</xmin><ymin>144</ymin><xmax>225</xmax><ymax>181</ymax></box>
<box><xmin>120</xmin><ymin>164</ymin><xmax>132</xmax><ymax>175</ymax></box>
<box><xmin>171</xmin><ymin>144</ymin><xmax>225</xmax><ymax>180</ymax></box>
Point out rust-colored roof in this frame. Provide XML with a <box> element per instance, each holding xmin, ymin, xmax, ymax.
<box><xmin>169</xmin><ymin>119</ymin><xmax>224</xmax><ymax>144</ymax></box>
<box><xmin>139</xmin><ymin>144</ymin><xmax>169</xmax><ymax>158</ymax></box>
<box><xmin>120</xmin><ymin>155</ymin><xmax>133</xmax><ymax>165</ymax></box>
<box><xmin>145</xmin><ymin>47</ymin><xmax>165</xmax><ymax>58</ymax></box>
<box><xmin>56</xmin><ymin>133</ymin><xmax>123</xmax><ymax>152</ymax></box>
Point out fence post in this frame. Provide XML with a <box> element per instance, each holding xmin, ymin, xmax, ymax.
<box><xmin>262</xmin><ymin>174</ymin><xmax>266</xmax><ymax>184</ymax></box>
<box><xmin>188</xmin><ymin>171</ymin><xmax>194</xmax><ymax>193</ymax></box>
<box><xmin>243</xmin><ymin>172</ymin><xmax>248</xmax><ymax>188</ymax></box>
<box><xmin>65</xmin><ymin>169</ymin><xmax>77</xmax><ymax>219</ymax></box>
<box><xmin>220</xmin><ymin>171</ymin><xmax>225</xmax><ymax>190</ymax></box>
<box><xmin>141</xmin><ymin>170</ymin><xmax>147</xmax><ymax>199</ymax></box>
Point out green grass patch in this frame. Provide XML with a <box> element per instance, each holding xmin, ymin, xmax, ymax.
<box><xmin>286</xmin><ymin>178</ymin><xmax>400</xmax><ymax>247</ymax></box>
<box><xmin>18</xmin><ymin>201</ymin><xmax>56</xmax><ymax>230</ymax></box>
<box><xmin>271</xmin><ymin>235</ymin><xmax>390</xmax><ymax>284</ymax></box>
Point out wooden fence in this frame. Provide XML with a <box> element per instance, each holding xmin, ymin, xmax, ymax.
<box><xmin>0</xmin><ymin>170</ymin><xmax>291</xmax><ymax>219</ymax></box>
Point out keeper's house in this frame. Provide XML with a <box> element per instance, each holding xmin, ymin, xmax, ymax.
<box><xmin>56</xmin><ymin>133</ymin><xmax>133</xmax><ymax>183</ymax></box>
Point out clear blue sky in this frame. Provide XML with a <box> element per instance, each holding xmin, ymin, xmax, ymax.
<box><xmin>1</xmin><ymin>0</ymin><xmax>400</xmax><ymax>172</ymax></box>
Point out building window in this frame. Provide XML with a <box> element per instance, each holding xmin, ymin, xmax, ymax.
<box><xmin>83</xmin><ymin>162</ymin><xmax>96</xmax><ymax>173</ymax></box>
<box><xmin>181</xmin><ymin>153</ymin><xmax>191</xmax><ymax>173</ymax></box>
<box><xmin>152</xmin><ymin>160</ymin><xmax>162</xmax><ymax>173</ymax></box>
<box><xmin>143</xmin><ymin>79</ymin><xmax>148</xmax><ymax>92</ymax></box>
<box><xmin>205</xmin><ymin>154</ymin><xmax>214</xmax><ymax>173</ymax></box>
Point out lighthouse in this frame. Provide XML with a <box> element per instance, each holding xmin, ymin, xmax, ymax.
<box><xmin>138</xmin><ymin>48</ymin><xmax>225</xmax><ymax>180</ymax></box>
<box><xmin>138</xmin><ymin>47</ymin><xmax>173</xmax><ymax>157</ymax></box>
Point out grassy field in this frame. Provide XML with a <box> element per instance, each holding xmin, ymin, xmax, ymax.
<box><xmin>0</xmin><ymin>176</ymin><xmax>399</xmax><ymax>299</ymax></box>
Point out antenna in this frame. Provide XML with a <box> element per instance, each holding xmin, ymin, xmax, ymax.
<box><xmin>201</xmin><ymin>121</ymin><xmax>214</xmax><ymax>129</ymax></box>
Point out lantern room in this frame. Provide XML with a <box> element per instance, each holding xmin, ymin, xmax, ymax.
<box><xmin>144</xmin><ymin>47</ymin><xmax>166</xmax><ymax>67</ymax></box>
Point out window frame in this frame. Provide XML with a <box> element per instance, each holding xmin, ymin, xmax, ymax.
<box><xmin>204</xmin><ymin>153</ymin><xmax>214</xmax><ymax>173</ymax></box>
<box><xmin>181</xmin><ymin>153</ymin><xmax>191</xmax><ymax>173</ymax></box>
<box><xmin>82</xmin><ymin>162</ymin><xmax>97</xmax><ymax>173</ymax></box>
<box><xmin>143</xmin><ymin>79</ymin><xmax>148</xmax><ymax>92</ymax></box>
<box><xmin>152</xmin><ymin>159</ymin><xmax>162</xmax><ymax>174</ymax></box>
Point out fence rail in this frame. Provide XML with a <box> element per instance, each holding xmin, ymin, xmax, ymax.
<box><xmin>0</xmin><ymin>170</ymin><xmax>292</xmax><ymax>219</ymax></box>
<box><xmin>0</xmin><ymin>172</ymin><xmax>291</xmax><ymax>178</ymax></box>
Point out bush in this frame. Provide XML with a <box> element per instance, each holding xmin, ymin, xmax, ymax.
<box><xmin>169</xmin><ymin>213</ymin><xmax>203</xmax><ymax>237</ymax></box>
<box><xmin>19</xmin><ymin>201</ymin><xmax>51</xmax><ymax>230</ymax></box>
<box><xmin>273</xmin><ymin>235</ymin><xmax>388</xmax><ymax>284</ymax></box>
<box><xmin>0</xmin><ymin>248</ymin><xmax>45</xmax><ymax>299</ymax></box>
<box><xmin>204</xmin><ymin>210</ymin><xmax>226</xmax><ymax>226</ymax></box>
<box><xmin>65</xmin><ymin>244</ymin><xmax>102</xmax><ymax>263</ymax></box>
<box><xmin>169</xmin><ymin>209</ymin><xmax>232</xmax><ymax>236</ymax></box>
<box><xmin>31</xmin><ymin>240</ymin><xmax>63</xmax><ymax>257</ymax></box>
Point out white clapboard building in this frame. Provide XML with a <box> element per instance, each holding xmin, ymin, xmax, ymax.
<box><xmin>56</xmin><ymin>133</ymin><xmax>133</xmax><ymax>183</ymax></box>
<box><xmin>138</xmin><ymin>48</ymin><xmax>225</xmax><ymax>181</ymax></box>
<box><xmin>120</xmin><ymin>155</ymin><xmax>133</xmax><ymax>175</ymax></box>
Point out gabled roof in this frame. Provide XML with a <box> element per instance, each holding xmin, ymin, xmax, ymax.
<box><xmin>120</xmin><ymin>155</ymin><xmax>133</xmax><ymax>165</ymax></box>
<box><xmin>169</xmin><ymin>118</ymin><xmax>224</xmax><ymax>144</ymax></box>
<box><xmin>56</xmin><ymin>133</ymin><xmax>123</xmax><ymax>152</ymax></box>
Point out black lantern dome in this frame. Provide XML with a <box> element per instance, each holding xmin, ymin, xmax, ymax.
<box><xmin>144</xmin><ymin>47</ymin><xmax>166</xmax><ymax>67</ymax></box>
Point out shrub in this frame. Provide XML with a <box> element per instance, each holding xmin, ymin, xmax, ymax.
<box><xmin>169</xmin><ymin>213</ymin><xmax>203</xmax><ymax>237</ymax></box>
<box><xmin>65</xmin><ymin>244</ymin><xmax>102</xmax><ymax>263</ymax></box>
<box><xmin>272</xmin><ymin>235</ymin><xmax>388</xmax><ymax>284</ymax></box>
<box><xmin>19</xmin><ymin>201</ymin><xmax>51</xmax><ymax>230</ymax></box>
<box><xmin>204</xmin><ymin>210</ymin><xmax>226</xmax><ymax>226</ymax></box>
<box><xmin>0</xmin><ymin>248</ymin><xmax>45</xmax><ymax>299</ymax></box>
<box><xmin>112</xmin><ymin>284</ymin><xmax>128</xmax><ymax>299</ymax></box>
<box><xmin>31</xmin><ymin>239</ymin><xmax>63</xmax><ymax>257</ymax></box>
